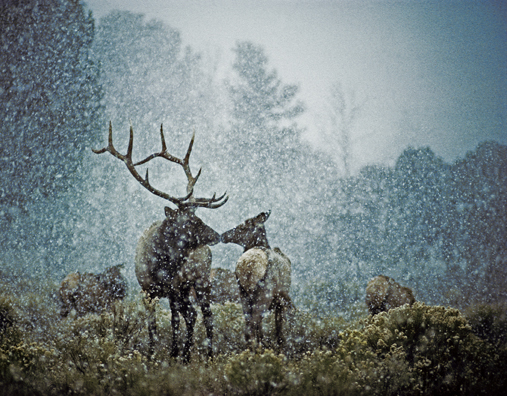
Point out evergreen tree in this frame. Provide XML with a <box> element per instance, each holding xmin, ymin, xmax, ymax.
<box><xmin>223</xmin><ymin>41</ymin><xmax>306</xmax><ymax>211</ymax></box>
<box><xmin>0</xmin><ymin>0</ymin><xmax>103</xmax><ymax>270</ymax></box>
<box><xmin>0</xmin><ymin>0</ymin><xmax>102</xmax><ymax>212</ymax></box>
<box><xmin>449</xmin><ymin>141</ymin><xmax>507</xmax><ymax>303</ymax></box>
<box><xmin>222</xmin><ymin>41</ymin><xmax>341</xmax><ymax>292</ymax></box>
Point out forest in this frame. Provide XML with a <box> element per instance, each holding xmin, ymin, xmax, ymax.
<box><xmin>1</xmin><ymin>1</ymin><xmax>506</xmax><ymax>394</ymax></box>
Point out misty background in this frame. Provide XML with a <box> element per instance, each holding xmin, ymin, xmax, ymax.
<box><xmin>1</xmin><ymin>0</ymin><xmax>506</xmax><ymax>316</ymax></box>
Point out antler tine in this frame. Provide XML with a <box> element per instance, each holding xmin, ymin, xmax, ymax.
<box><xmin>130</xmin><ymin>125</ymin><xmax>201</xmax><ymax>202</ymax></box>
<box><xmin>126</xmin><ymin>123</ymin><xmax>134</xmax><ymax>159</ymax></box>
<box><xmin>160</xmin><ymin>124</ymin><xmax>167</xmax><ymax>153</ymax></box>
<box><xmin>191</xmin><ymin>191</ymin><xmax>229</xmax><ymax>209</ymax></box>
<box><xmin>92</xmin><ymin>122</ymin><xmax>118</xmax><ymax>156</ymax></box>
<box><xmin>134</xmin><ymin>124</ymin><xmax>176</xmax><ymax>167</ymax></box>
<box><xmin>184</xmin><ymin>130</ymin><xmax>195</xmax><ymax>166</ymax></box>
<box><xmin>206</xmin><ymin>194</ymin><xmax>229</xmax><ymax>209</ymax></box>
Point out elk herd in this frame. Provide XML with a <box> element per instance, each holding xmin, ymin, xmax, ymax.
<box><xmin>58</xmin><ymin>123</ymin><xmax>415</xmax><ymax>363</ymax></box>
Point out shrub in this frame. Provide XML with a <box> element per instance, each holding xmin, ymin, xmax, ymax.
<box><xmin>225</xmin><ymin>349</ymin><xmax>288</xmax><ymax>395</ymax></box>
<box><xmin>359</xmin><ymin>302</ymin><xmax>501</xmax><ymax>395</ymax></box>
<box><xmin>0</xmin><ymin>295</ymin><xmax>16</xmax><ymax>335</ymax></box>
<box><xmin>464</xmin><ymin>301</ymin><xmax>507</xmax><ymax>347</ymax></box>
<box><xmin>1</xmin><ymin>271</ymin><xmax>507</xmax><ymax>395</ymax></box>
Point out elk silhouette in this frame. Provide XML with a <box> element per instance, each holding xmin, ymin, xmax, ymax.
<box><xmin>221</xmin><ymin>211</ymin><xmax>292</xmax><ymax>350</ymax></box>
<box><xmin>59</xmin><ymin>264</ymin><xmax>127</xmax><ymax>318</ymax></box>
<box><xmin>93</xmin><ymin>123</ymin><xmax>227</xmax><ymax>362</ymax></box>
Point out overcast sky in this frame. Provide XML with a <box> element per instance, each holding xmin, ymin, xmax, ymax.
<box><xmin>84</xmin><ymin>0</ymin><xmax>507</xmax><ymax>172</ymax></box>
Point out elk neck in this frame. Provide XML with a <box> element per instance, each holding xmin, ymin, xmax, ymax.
<box><xmin>242</xmin><ymin>232</ymin><xmax>270</xmax><ymax>252</ymax></box>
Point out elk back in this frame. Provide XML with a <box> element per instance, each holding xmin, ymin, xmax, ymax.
<box><xmin>365</xmin><ymin>275</ymin><xmax>415</xmax><ymax>315</ymax></box>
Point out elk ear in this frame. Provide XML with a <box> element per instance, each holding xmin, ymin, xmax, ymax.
<box><xmin>258</xmin><ymin>210</ymin><xmax>271</xmax><ymax>223</ymax></box>
<box><xmin>164</xmin><ymin>206</ymin><xmax>177</xmax><ymax>219</ymax></box>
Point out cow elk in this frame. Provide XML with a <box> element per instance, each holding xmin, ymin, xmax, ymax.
<box><xmin>365</xmin><ymin>275</ymin><xmax>416</xmax><ymax>315</ymax></box>
<box><xmin>221</xmin><ymin>211</ymin><xmax>292</xmax><ymax>350</ymax></box>
<box><xmin>59</xmin><ymin>264</ymin><xmax>127</xmax><ymax>318</ymax></box>
<box><xmin>93</xmin><ymin>122</ymin><xmax>227</xmax><ymax>362</ymax></box>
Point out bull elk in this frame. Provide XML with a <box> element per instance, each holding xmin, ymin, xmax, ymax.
<box><xmin>221</xmin><ymin>211</ymin><xmax>292</xmax><ymax>350</ymax></box>
<box><xmin>93</xmin><ymin>122</ymin><xmax>227</xmax><ymax>362</ymax></box>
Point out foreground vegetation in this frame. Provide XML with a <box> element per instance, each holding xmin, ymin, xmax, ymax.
<box><xmin>1</xmin><ymin>271</ymin><xmax>506</xmax><ymax>395</ymax></box>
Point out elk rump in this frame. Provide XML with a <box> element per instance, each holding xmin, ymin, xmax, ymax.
<box><xmin>365</xmin><ymin>275</ymin><xmax>415</xmax><ymax>315</ymax></box>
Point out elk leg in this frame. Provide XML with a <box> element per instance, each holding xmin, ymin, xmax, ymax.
<box><xmin>239</xmin><ymin>285</ymin><xmax>255</xmax><ymax>347</ymax></box>
<box><xmin>169</xmin><ymin>298</ymin><xmax>181</xmax><ymax>359</ymax></box>
<box><xmin>244</xmin><ymin>311</ymin><xmax>254</xmax><ymax>347</ymax></box>
<box><xmin>274</xmin><ymin>293</ymin><xmax>292</xmax><ymax>350</ymax></box>
<box><xmin>143</xmin><ymin>296</ymin><xmax>157</xmax><ymax>358</ymax></box>
<box><xmin>274</xmin><ymin>301</ymin><xmax>284</xmax><ymax>350</ymax></box>
<box><xmin>179</xmin><ymin>296</ymin><xmax>197</xmax><ymax>363</ymax></box>
<box><xmin>251</xmin><ymin>309</ymin><xmax>264</xmax><ymax>347</ymax></box>
<box><xmin>244</xmin><ymin>300</ymin><xmax>263</xmax><ymax>348</ymax></box>
<box><xmin>195</xmin><ymin>284</ymin><xmax>213</xmax><ymax>360</ymax></box>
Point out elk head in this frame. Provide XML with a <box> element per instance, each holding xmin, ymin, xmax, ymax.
<box><xmin>221</xmin><ymin>211</ymin><xmax>271</xmax><ymax>252</ymax></box>
<box><xmin>153</xmin><ymin>206</ymin><xmax>221</xmax><ymax>270</ymax></box>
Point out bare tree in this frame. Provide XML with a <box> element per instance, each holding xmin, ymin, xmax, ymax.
<box><xmin>323</xmin><ymin>83</ymin><xmax>365</xmax><ymax>178</ymax></box>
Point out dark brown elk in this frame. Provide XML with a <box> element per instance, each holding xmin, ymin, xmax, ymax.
<box><xmin>365</xmin><ymin>275</ymin><xmax>416</xmax><ymax>315</ymax></box>
<box><xmin>93</xmin><ymin>122</ymin><xmax>227</xmax><ymax>362</ymax></box>
<box><xmin>221</xmin><ymin>211</ymin><xmax>292</xmax><ymax>350</ymax></box>
<box><xmin>59</xmin><ymin>264</ymin><xmax>127</xmax><ymax>317</ymax></box>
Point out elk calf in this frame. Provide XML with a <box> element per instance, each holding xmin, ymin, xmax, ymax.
<box><xmin>59</xmin><ymin>264</ymin><xmax>127</xmax><ymax>318</ymax></box>
<box><xmin>221</xmin><ymin>211</ymin><xmax>292</xmax><ymax>349</ymax></box>
<box><xmin>365</xmin><ymin>275</ymin><xmax>415</xmax><ymax>315</ymax></box>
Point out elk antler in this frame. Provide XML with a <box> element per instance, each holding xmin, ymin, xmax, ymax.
<box><xmin>92</xmin><ymin>122</ymin><xmax>228</xmax><ymax>209</ymax></box>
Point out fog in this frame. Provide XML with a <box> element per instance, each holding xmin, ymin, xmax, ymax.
<box><xmin>85</xmin><ymin>0</ymin><xmax>507</xmax><ymax>172</ymax></box>
<box><xmin>1</xmin><ymin>0</ymin><xmax>506</xmax><ymax>316</ymax></box>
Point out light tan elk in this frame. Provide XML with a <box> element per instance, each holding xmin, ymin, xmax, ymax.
<box><xmin>365</xmin><ymin>275</ymin><xmax>416</xmax><ymax>315</ymax></box>
<box><xmin>93</xmin><ymin>123</ymin><xmax>227</xmax><ymax>362</ymax></box>
<box><xmin>59</xmin><ymin>264</ymin><xmax>127</xmax><ymax>318</ymax></box>
<box><xmin>221</xmin><ymin>211</ymin><xmax>292</xmax><ymax>350</ymax></box>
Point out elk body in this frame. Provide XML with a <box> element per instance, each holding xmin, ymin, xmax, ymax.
<box><xmin>135</xmin><ymin>211</ymin><xmax>219</xmax><ymax>361</ymax></box>
<box><xmin>221</xmin><ymin>211</ymin><xmax>292</xmax><ymax>349</ymax></box>
<box><xmin>59</xmin><ymin>264</ymin><xmax>127</xmax><ymax>318</ymax></box>
<box><xmin>93</xmin><ymin>123</ymin><xmax>227</xmax><ymax>362</ymax></box>
<box><xmin>365</xmin><ymin>275</ymin><xmax>416</xmax><ymax>315</ymax></box>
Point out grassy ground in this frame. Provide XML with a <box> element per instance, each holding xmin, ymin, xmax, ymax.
<box><xmin>1</xmin><ymin>270</ymin><xmax>506</xmax><ymax>395</ymax></box>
